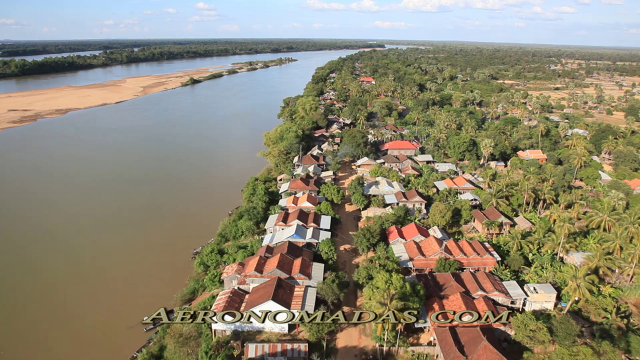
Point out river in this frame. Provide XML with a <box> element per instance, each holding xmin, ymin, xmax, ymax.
<box><xmin>0</xmin><ymin>48</ymin><xmax>362</xmax><ymax>360</ymax></box>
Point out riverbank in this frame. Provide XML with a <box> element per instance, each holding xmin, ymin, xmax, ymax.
<box><xmin>0</xmin><ymin>64</ymin><xmax>246</xmax><ymax>132</ymax></box>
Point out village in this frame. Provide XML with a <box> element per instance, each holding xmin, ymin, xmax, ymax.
<box><xmin>137</xmin><ymin>46</ymin><xmax>640</xmax><ymax>360</ymax></box>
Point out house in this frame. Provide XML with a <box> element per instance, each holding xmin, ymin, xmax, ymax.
<box><xmin>428</xmin><ymin>226</ymin><xmax>450</xmax><ymax>241</ymax></box>
<box><xmin>298</xmin><ymin>154</ymin><xmax>326</xmax><ymax>169</ymax></box>
<box><xmin>396</xmin><ymin>154</ymin><xmax>417</xmax><ymax>168</ymax></box>
<box><xmin>488</xmin><ymin>161</ymin><xmax>506</xmax><ymax>171</ymax></box>
<box><xmin>415</xmin><ymin>271</ymin><xmax>527</xmax><ymax>311</ymax></box>
<box><xmin>359</xmin><ymin>207</ymin><xmax>392</xmax><ymax>227</ymax></box>
<box><xmin>381</xmin><ymin>154</ymin><xmax>402</xmax><ymax>170</ymax></box>
<box><xmin>320</xmin><ymin>171</ymin><xmax>335</xmax><ymax>184</ymax></box>
<box><xmin>517</xmin><ymin>149</ymin><xmax>548</xmax><ymax>164</ymax></box>
<box><xmin>279</xmin><ymin>193</ymin><xmax>322</xmax><ymax>211</ymax></box>
<box><xmin>624</xmin><ymin>178</ymin><xmax>640</xmax><ymax>194</ymax></box>
<box><xmin>277</xmin><ymin>174</ymin><xmax>292</xmax><ymax>187</ymax></box>
<box><xmin>386</xmin><ymin>222</ymin><xmax>433</xmax><ymax>244</ymax></box>
<box><xmin>433</xmin><ymin>163</ymin><xmax>459</xmax><ymax>174</ymax></box>
<box><xmin>279</xmin><ymin>175</ymin><xmax>323</xmax><ymax>197</ymax></box>
<box><xmin>221</xmin><ymin>242</ymin><xmax>323</xmax><ymax>289</ymax></box>
<box><xmin>434</xmin><ymin>176</ymin><xmax>477</xmax><ymax>194</ymax></box>
<box><xmin>382</xmin><ymin>124</ymin><xmax>408</xmax><ymax>135</ymax></box>
<box><xmin>567</xmin><ymin>128</ymin><xmax>589</xmax><ymax>137</ymax></box>
<box><xmin>459</xmin><ymin>192</ymin><xmax>481</xmax><ymax>206</ymax></box>
<box><xmin>599</xmin><ymin>171</ymin><xmax>612</xmax><ymax>185</ymax></box>
<box><xmin>401</xmin><ymin>165</ymin><xmax>421</xmax><ymax>177</ymax></box>
<box><xmin>265</xmin><ymin>210</ymin><xmax>331</xmax><ymax>234</ymax></box>
<box><xmin>379</xmin><ymin>140</ymin><xmax>422</xmax><ymax>156</ymax></box>
<box><xmin>563</xmin><ymin>251</ymin><xmax>592</xmax><ymax>267</ymax></box>
<box><xmin>211</xmin><ymin>277</ymin><xmax>316</xmax><ymax>334</ymax></box>
<box><xmin>359</xmin><ymin>76</ymin><xmax>376</xmax><ymax>85</ymax></box>
<box><xmin>414</xmin><ymin>154</ymin><xmax>435</xmax><ymax>165</ymax></box>
<box><xmin>363</xmin><ymin>177</ymin><xmax>405</xmax><ymax>196</ymax></box>
<box><xmin>262</xmin><ymin>224</ymin><xmax>331</xmax><ymax>246</ymax></box>
<box><xmin>433</xmin><ymin>326</ymin><xmax>507</xmax><ymax>360</ymax></box>
<box><xmin>514</xmin><ymin>215</ymin><xmax>534</xmax><ymax>232</ymax></box>
<box><xmin>523</xmin><ymin>283</ymin><xmax>557</xmax><ymax>311</ymax></box>
<box><xmin>471</xmin><ymin>207</ymin><xmax>514</xmax><ymax>237</ymax></box>
<box><xmin>294</xmin><ymin>164</ymin><xmax>322</xmax><ymax>177</ymax></box>
<box><xmin>244</xmin><ymin>342</ymin><xmax>309</xmax><ymax>360</ymax></box>
<box><xmin>387</xmin><ymin>229</ymin><xmax>501</xmax><ymax>272</ymax></box>
<box><xmin>384</xmin><ymin>189</ymin><xmax>428</xmax><ymax>214</ymax></box>
<box><xmin>354</xmin><ymin>157</ymin><xmax>377</xmax><ymax>174</ymax></box>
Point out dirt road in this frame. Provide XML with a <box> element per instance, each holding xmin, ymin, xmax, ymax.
<box><xmin>333</xmin><ymin>163</ymin><xmax>376</xmax><ymax>359</ymax></box>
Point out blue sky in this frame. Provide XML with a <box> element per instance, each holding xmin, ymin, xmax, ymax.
<box><xmin>1</xmin><ymin>0</ymin><xmax>639</xmax><ymax>47</ymax></box>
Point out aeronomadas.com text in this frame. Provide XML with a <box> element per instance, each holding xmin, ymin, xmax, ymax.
<box><xmin>142</xmin><ymin>308</ymin><xmax>512</xmax><ymax>325</ymax></box>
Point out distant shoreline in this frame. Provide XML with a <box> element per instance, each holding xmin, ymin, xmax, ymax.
<box><xmin>0</xmin><ymin>63</ymin><xmax>258</xmax><ymax>132</ymax></box>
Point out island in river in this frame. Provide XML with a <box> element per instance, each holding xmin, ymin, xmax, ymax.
<box><xmin>0</xmin><ymin>58</ymin><xmax>295</xmax><ymax>132</ymax></box>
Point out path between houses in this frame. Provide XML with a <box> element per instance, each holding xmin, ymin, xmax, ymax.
<box><xmin>333</xmin><ymin>163</ymin><xmax>376</xmax><ymax>359</ymax></box>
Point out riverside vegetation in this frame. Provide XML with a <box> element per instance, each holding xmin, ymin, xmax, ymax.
<box><xmin>138</xmin><ymin>44</ymin><xmax>640</xmax><ymax>360</ymax></box>
<box><xmin>0</xmin><ymin>39</ymin><xmax>383</xmax><ymax>78</ymax></box>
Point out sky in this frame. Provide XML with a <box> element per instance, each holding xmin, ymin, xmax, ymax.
<box><xmin>1</xmin><ymin>0</ymin><xmax>639</xmax><ymax>47</ymax></box>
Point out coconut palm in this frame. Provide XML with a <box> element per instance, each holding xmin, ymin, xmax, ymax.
<box><xmin>364</xmin><ymin>287</ymin><xmax>409</xmax><ymax>357</ymax></box>
<box><xmin>570</xmin><ymin>146</ymin><xmax>591</xmax><ymax>182</ymax></box>
<box><xmin>558</xmin><ymin>264</ymin><xmax>599</xmax><ymax>313</ymax></box>
<box><xmin>504</xmin><ymin>230</ymin><xmax>532</xmax><ymax>254</ymax></box>
<box><xmin>586</xmin><ymin>247</ymin><xmax>618</xmax><ymax>278</ymax></box>
<box><xmin>605</xmin><ymin>225</ymin><xmax>628</xmax><ymax>257</ymax></box>
<box><xmin>538</xmin><ymin>122</ymin><xmax>548</xmax><ymax>149</ymax></box>
<box><xmin>625</xmin><ymin>241</ymin><xmax>640</xmax><ymax>284</ymax></box>
<box><xmin>585</xmin><ymin>198</ymin><xmax>620</xmax><ymax>233</ymax></box>
<box><xmin>554</xmin><ymin>214</ymin><xmax>577</xmax><ymax>261</ymax></box>
<box><xmin>537</xmin><ymin>182</ymin><xmax>556</xmax><ymax>215</ymax></box>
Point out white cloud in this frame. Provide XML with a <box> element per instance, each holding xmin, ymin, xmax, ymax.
<box><xmin>188</xmin><ymin>15</ymin><xmax>219</xmax><ymax>22</ymax></box>
<box><xmin>625</xmin><ymin>28</ymin><xmax>640</xmax><ymax>33</ymax></box>
<box><xmin>185</xmin><ymin>24</ymin><xmax>194</xmax><ymax>30</ymax></box>
<box><xmin>143</xmin><ymin>10</ymin><xmax>155</xmax><ymax>15</ymax></box>
<box><xmin>307</xmin><ymin>0</ymin><xmax>386</xmax><ymax>12</ymax></box>
<box><xmin>552</xmin><ymin>6</ymin><xmax>577</xmax><ymax>13</ymax></box>
<box><xmin>576</xmin><ymin>29</ymin><xmax>588</xmax><ymax>34</ymax></box>
<box><xmin>195</xmin><ymin>2</ymin><xmax>216</xmax><ymax>9</ymax></box>
<box><xmin>398</xmin><ymin>0</ymin><xmax>542</xmax><ymax>12</ymax></box>
<box><xmin>102</xmin><ymin>20</ymin><xmax>114</xmax><ymax>25</ymax></box>
<box><xmin>514</xmin><ymin>22</ymin><xmax>526</xmax><ymax>27</ymax></box>
<box><xmin>514</xmin><ymin>6</ymin><xmax>561</xmax><ymax>20</ymax></box>
<box><xmin>220</xmin><ymin>24</ymin><xmax>240</xmax><ymax>31</ymax></box>
<box><xmin>163</xmin><ymin>8</ymin><xmax>178</xmax><ymax>13</ymax></box>
<box><xmin>575</xmin><ymin>0</ymin><xmax>591</xmax><ymax>4</ymax></box>
<box><xmin>0</xmin><ymin>19</ymin><xmax>16</xmax><ymax>25</ymax></box>
<box><xmin>283</xmin><ymin>23</ymin><xmax>303</xmax><ymax>28</ymax></box>
<box><xmin>601</xmin><ymin>0</ymin><xmax>623</xmax><ymax>4</ymax></box>
<box><xmin>373</xmin><ymin>21</ymin><xmax>412</xmax><ymax>28</ymax></box>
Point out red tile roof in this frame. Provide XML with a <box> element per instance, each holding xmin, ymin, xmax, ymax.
<box><xmin>517</xmin><ymin>149</ymin><xmax>548</xmax><ymax>160</ymax></box>
<box><xmin>360</xmin><ymin>77</ymin><xmax>375</xmax><ymax>82</ymax></box>
<box><xmin>403</xmin><ymin>239</ymin><xmax>498</xmax><ymax>270</ymax></box>
<box><xmin>442</xmin><ymin>176</ymin><xmax>475</xmax><ymax>190</ymax></box>
<box><xmin>379</xmin><ymin>140</ymin><xmax>421</xmax><ymax>151</ymax></box>
<box><xmin>211</xmin><ymin>288</ymin><xmax>248</xmax><ymax>313</ymax></box>
<box><xmin>274</xmin><ymin>209</ymin><xmax>323</xmax><ymax>228</ymax></box>
<box><xmin>244</xmin><ymin>343</ymin><xmax>309</xmax><ymax>359</ymax></box>
<box><xmin>285</xmin><ymin>193</ymin><xmax>319</xmax><ymax>208</ymax></box>
<box><xmin>471</xmin><ymin>207</ymin><xmax>513</xmax><ymax>224</ymax></box>
<box><xmin>288</xmin><ymin>177</ymin><xmax>322</xmax><ymax>191</ymax></box>
<box><xmin>401</xmin><ymin>165</ymin><xmax>421</xmax><ymax>175</ymax></box>
<box><xmin>434</xmin><ymin>326</ymin><xmax>507</xmax><ymax>360</ymax></box>
<box><xmin>625</xmin><ymin>178</ymin><xmax>640</xmax><ymax>190</ymax></box>
<box><xmin>222</xmin><ymin>242</ymin><xmax>314</xmax><ymax>281</ymax></box>
<box><xmin>243</xmin><ymin>277</ymin><xmax>302</xmax><ymax>311</ymax></box>
<box><xmin>300</xmin><ymin>154</ymin><xmax>325</xmax><ymax>165</ymax></box>
<box><xmin>386</xmin><ymin>222</ymin><xmax>431</xmax><ymax>243</ymax></box>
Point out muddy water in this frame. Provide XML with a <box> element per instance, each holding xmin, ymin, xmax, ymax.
<box><xmin>0</xmin><ymin>49</ymin><xmax>360</xmax><ymax>360</ymax></box>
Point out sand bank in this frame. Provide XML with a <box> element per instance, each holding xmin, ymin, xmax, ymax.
<box><xmin>0</xmin><ymin>65</ymin><xmax>239</xmax><ymax>132</ymax></box>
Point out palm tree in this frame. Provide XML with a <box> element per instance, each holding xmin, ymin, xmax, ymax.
<box><xmin>483</xmin><ymin>188</ymin><xmax>509</xmax><ymax>209</ymax></box>
<box><xmin>480</xmin><ymin>138</ymin><xmax>495</xmax><ymax>165</ymax></box>
<box><xmin>537</xmin><ymin>182</ymin><xmax>555</xmax><ymax>215</ymax></box>
<box><xmin>554</xmin><ymin>214</ymin><xmax>576</xmax><ymax>261</ymax></box>
<box><xmin>364</xmin><ymin>289</ymin><xmax>408</xmax><ymax>357</ymax></box>
<box><xmin>538</xmin><ymin>122</ymin><xmax>548</xmax><ymax>149</ymax></box>
<box><xmin>605</xmin><ymin>225</ymin><xmax>628</xmax><ymax>257</ymax></box>
<box><xmin>586</xmin><ymin>247</ymin><xmax>618</xmax><ymax>278</ymax></box>
<box><xmin>570</xmin><ymin>146</ymin><xmax>590</xmax><ymax>182</ymax></box>
<box><xmin>483</xmin><ymin>220</ymin><xmax>502</xmax><ymax>237</ymax></box>
<box><xmin>558</xmin><ymin>264</ymin><xmax>599</xmax><ymax>313</ymax></box>
<box><xmin>585</xmin><ymin>198</ymin><xmax>620</xmax><ymax>233</ymax></box>
<box><xmin>625</xmin><ymin>240</ymin><xmax>640</xmax><ymax>284</ymax></box>
<box><xmin>505</xmin><ymin>230</ymin><xmax>532</xmax><ymax>254</ymax></box>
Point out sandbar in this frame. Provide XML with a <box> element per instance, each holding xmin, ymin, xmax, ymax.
<box><xmin>0</xmin><ymin>65</ymin><xmax>242</xmax><ymax>132</ymax></box>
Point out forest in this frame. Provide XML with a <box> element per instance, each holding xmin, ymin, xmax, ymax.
<box><xmin>0</xmin><ymin>39</ymin><xmax>384</xmax><ymax>78</ymax></box>
<box><xmin>138</xmin><ymin>45</ymin><xmax>640</xmax><ymax>360</ymax></box>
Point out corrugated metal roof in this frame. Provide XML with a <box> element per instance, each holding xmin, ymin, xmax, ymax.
<box><xmin>265</xmin><ymin>214</ymin><xmax>278</xmax><ymax>230</ymax></box>
<box><xmin>302</xmin><ymin>287</ymin><xmax>317</xmax><ymax>313</ymax></box>
<box><xmin>384</xmin><ymin>194</ymin><xmax>399</xmax><ymax>204</ymax></box>
<box><xmin>319</xmin><ymin>215</ymin><xmax>331</xmax><ymax>230</ymax></box>
<box><xmin>434</xmin><ymin>181</ymin><xmax>448</xmax><ymax>191</ymax></box>
<box><xmin>503</xmin><ymin>281</ymin><xmax>527</xmax><ymax>299</ymax></box>
<box><xmin>279</xmin><ymin>182</ymin><xmax>290</xmax><ymax>193</ymax></box>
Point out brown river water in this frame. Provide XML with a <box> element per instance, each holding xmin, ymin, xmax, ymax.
<box><xmin>0</xmin><ymin>49</ymin><xmax>364</xmax><ymax>360</ymax></box>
